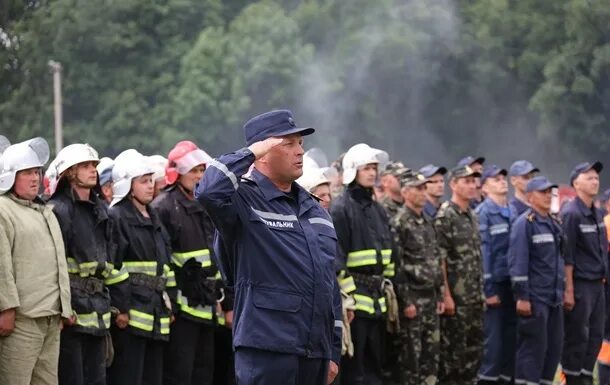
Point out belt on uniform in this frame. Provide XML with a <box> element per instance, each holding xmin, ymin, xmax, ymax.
<box><xmin>350</xmin><ymin>273</ymin><xmax>384</xmax><ymax>292</ymax></box>
<box><xmin>70</xmin><ymin>275</ymin><xmax>105</xmax><ymax>294</ymax></box>
<box><xmin>130</xmin><ymin>273</ymin><xmax>167</xmax><ymax>292</ymax></box>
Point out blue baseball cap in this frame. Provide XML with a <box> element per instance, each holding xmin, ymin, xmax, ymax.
<box><xmin>526</xmin><ymin>176</ymin><xmax>557</xmax><ymax>193</ymax></box>
<box><xmin>419</xmin><ymin>164</ymin><xmax>447</xmax><ymax>178</ymax></box>
<box><xmin>569</xmin><ymin>161</ymin><xmax>603</xmax><ymax>186</ymax></box>
<box><xmin>457</xmin><ymin>155</ymin><xmax>485</xmax><ymax>168</ymax></box>
<box><xmin>509</xmin><ymin>160</ymin><xmax>539</xmax><ymax>176</ymax></box>
<box><xmin>601</xmin><ymin>188</ymin><xmax>610</xmax><ymax>203</ymax></box>
<box><xmin>481</xmin><ymin>165</ymin><xmax>507</xmax><ymax>184</ymax></box>
<box><xmin>244</xmin><ymin>109</ymin><xmax>315</xmax><ymax>146</ymax></box>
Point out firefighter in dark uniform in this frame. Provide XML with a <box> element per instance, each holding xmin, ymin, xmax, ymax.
<box><xmin>49</xmin><ymin>144</ymin><xmax>129</xmax><ymax>385</ymax></box>
<box><xmin>330</xmin><ymin>143</ymin><xmax>396</xmax><ymax>385</ymax></box>
<box><xmin>197</xmin><ymin>109</ymin><xmax>342</xmax><ymax>385</ymax></box>
<box><xmin>107</xmin><ymin>149</ymin><xmax>176</xmax><ymax>385</ymax></box>
<box><xmin>508</xmin><ymin>176</ymin><xmax>565</xmax><ymax>385</ymax></box>
<box><xmin>151</xmin><ymin>141</ymin><xmax>225</xmax><ymax>385</ymax></box>
<box><xmin>561</xmin><ymin>162</ymin><xmax>607</xmax><ymax>385</ymax></box>
<box><xmin>508</xmin><ymin>160</ymin><xmax>539</xmax><ymax>219</ymax></box>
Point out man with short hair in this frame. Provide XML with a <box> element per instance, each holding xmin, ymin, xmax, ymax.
<box><xmin>457</xmin><ymin>156</ymin><xmax>485</xmax><ymax>209</ymax></box>
<box><xmin>435</xmin><ymin>165</ymin><xmax>484</xmax><ymax>385</ymax></box>
<box><xmin>509</xmin><ymin>176</ymin><xmax>564</xmax><ymax>385</ymax></box>
<box><xmin>0</xmin><ymin>138</ymin><xmax>72</xmax><ymax>385</ymax></box>
<box><xmin>476</xmin><ymin>166</ymin><xmax>516</xmax><ymax>385</ymax></box>
<box><xmin>197</xmin><ymin>110</ymin><xmax>342</xmax><ymax>385</ymax></box>
<box><xmin>419</xmin><ymin>164</ymin><xmax>447</xmax><ymax>219</ymax></box>
<box><xmin>561</xmin><ymin>162</ymin><xmax>607</xmax><ymax>385</ymax></box>
<box><xmin>379</xmin><ymin>161</ymin><xmax>410</xmax><ymax>220</ymax></box>
<box><xmin>508</xmin><ymin>160</ymin><xmax>539</xmax><ymax>219</ymax></box>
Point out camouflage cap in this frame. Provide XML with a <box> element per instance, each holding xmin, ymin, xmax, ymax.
<box><xmin>381</xmin><ymin>161</ymin><xmax>411</xmax><ymax>179</ymax></box>
<box><xmin>400</xmin><ymin>170</ymin><xmax>428</xmax><ymax>187</ymax></box>
<box><xmin>449</xmin><ymin>164</ymin><xmax>481</xmax><ymax>180</ymax></box>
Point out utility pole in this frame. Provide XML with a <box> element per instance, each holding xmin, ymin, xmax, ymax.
<box><xmin>48</xmin><ymin>60</ymin><xmax>63</xmax><ymax>153</ymax></box>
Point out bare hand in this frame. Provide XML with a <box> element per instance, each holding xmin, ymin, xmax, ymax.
<box><xmin>436</xmin><ymin>301</ymin><xmax>445</xmax><ymax>315</ymax></box>
<box><xmin>224</xmin><ymin>311</ymin><xmax>234</xmax><ymax>329</ymax></box>
<box><xmin>485</xmin><ymin>295</ymin><xmax>501</xmax><ymax>307</ymax></box>
<box><xmin>61</xmin><ymin>314</ymin><xmax>76</xmax><ymax>330</ymax></box>
<box><xmin>0</xmin><ymin>308</ymin><xmax>16</xmax><ymax>336</ymax></box>
<box><xmin>346</xmin><ymin>310</ymin><xmax>355</xmax><ymax>324</ymax></box>
<box><xmin>443</xmin><ymin>293</ymin><xmax>456</xmax><ymax>316</ymax></box>
<box><xmin>403</xmin><ymin>304</ymin><xmax>417</xmax><ymax>319</ymax></box>
<box><xmin>327</xmin><ymin>360</ymin><xmax>339</xmax><ymax>384</ymax></box>
<box><xmin>248</xmin><ymin>137</ymin><xmax>284</xmax><ymax>159</ymax></box>
<box><xmin>115</xmin><ymin>313</ymin><xmax>129</xmax><ymax>329</ymax></box>
<box><xmin>563</xmin><ymin>288</ymin><xmax>575</xmax><ymax>312</ymax></box>
<box><xmin>516</xmin><ymin>300</ymin><xmax>532</xmax><ymax>317</ymax></box>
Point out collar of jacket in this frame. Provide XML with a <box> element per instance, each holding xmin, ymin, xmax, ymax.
<box><xmin>448</xmin><ymin>199</ymin><xmax>472</xmax><ymax>215</ymax></box>
<box><xmin>347</xmin><ymin>183</ymin><xmax>374</xmax><ymax>203</ymax></box>
<box><xmin>8</xmin><ymin>192</ymin><xmax>46</xmax><ymax>210</ymax></box>
<box><xmin>115</xmin><ymin>198</ymin><xmax>162</xmax><ymax>228</ymax></box>
<box><xmin>250</xmin><ymin>168</ymin><xmax>311</xmax><ymax>205</ymax></box>
<box><xmin>574</xmin><ymin>195</ymin><xmax>597</xmax><ymax>218</ymax></box>
<box><xmin>483</xmin><ymin>197</ymin><xmax>510</xmax><ymax>217</ymax></box>
<box><xmin>168</xmin><ymin>183</ymin><xmax>204</xmax><ymax>214</ymax></box>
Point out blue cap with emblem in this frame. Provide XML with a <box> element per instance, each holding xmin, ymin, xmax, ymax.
<box><xmin>481</xmin><ymin>165</ymin><xmax>507</xmax><ymax>184</ymax></box>
<box><xmin>526</xmin><ymin>176</ymin><xmax>557</xmax><ymax>193</ymax></box>
<box><xmin>457</xmin><ymin>155</ymin><xmax>485</xmax><ymax>168</ymax></box>
<box><xmin>569</xmin><ymin>161</ymin><xmax>603</xmax><ymax>186</ymax></box>
<box><xmin>244</xmin><ymin>109</ymin><xmax>315</xmax><ymax>146</ymax></box>
<box><xmin>419</xmin><ymin>164</ymin><xmax>447</xmax><ymax>178</ymax></box>
<box><xmin>509</xmin><ymin>160</ymin><xmax>539</xmax><ymax>176</ymax></box>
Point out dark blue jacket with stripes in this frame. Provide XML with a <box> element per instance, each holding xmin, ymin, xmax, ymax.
<box><xmin>196</xmin><ymin>147</ymin><xmax>342</xmax><ymax>364</ymax></box>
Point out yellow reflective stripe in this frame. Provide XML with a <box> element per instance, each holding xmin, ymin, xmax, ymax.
<box><xmin>346</xmin><ymin>249</ymin><xmax>377</xmax><ymax>267</ymax></box>
<box><xmin>353</xmin><ymin>294</ymin><xmax>375</xmax><ymax>314</ymax></box>
<box><xmin>128</xmin><ymin>309</ymin><xmax>154</xmax><ymax>331</ymax></box>
<box><xmin>75</xmin><ymin>312</ymin><xmax>100</xmax><ymax>328</ymax></box>
<box><xmin>379</xmin><ymin>297</ymin><xmax>387</xmax><ymax>313</ymax></box>
<box><xmin>79</xmin><ymin>261</ymin><xmax>98</xmax><ymax>277</ymax></box>
<box><xmin>383</xmin><ymin>262</ymin><xmax>395</xmax><ymax>278</ymax></box>
<box><xmin>102</xmin><ymin>312</ymin><xmax>111</xmax><ymax>329</ymax></box>
<box><xmin>67</xmin><ymin>258</ymin><xmax>79</xmax><ymax>274</ymax></box>
<box><xmin>217</xmin><ymin>313</ymin><xmax>226</xmax><ymax>326</ymax></box>
<box><xmin>160</xmin><ymin>317</ymin><xmax>170</xmax><ymax>335</ymax></box>
<box><xmin>163</xmin><ymin>264</ymin><xmax>177</xmax><ymax>287</ymax></box>
<box><xmin>171</xmin><ymin>249</ymin><xmax>211</xmax><ymax>268</ymax></box>
<box><xmin>123</xmin><ymin>261</ymin><xmax>158</xmax><ymax>276</ymax></box>
<box><xmin>214</xmin><ymin>271</ymin><xmax>222</xmax><ymax>280</ymax></box>
<box><xmin>381</xmin><ymin>249</ymin><xmax>392</xmax><ymax>265</ymax></box>
<box><xmin>105</xmin><ymin>265</ymin><xmax>129</xmax><ymax>285</ymax></box>
<box><xmin>100</xmin><ymin>262</ymin><xmax>114</xmax><ymax>278</ymax></box>
<box><xmin>339</xmin><ymin>276</ymin><xmax>356</xmax><ymax>293</ymax></box>
<box><xmin>176</xmin><ymin>290</ymin><xmax>214</xmax><ymax>320</ymax></box>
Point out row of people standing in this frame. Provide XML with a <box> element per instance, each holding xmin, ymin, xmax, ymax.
<box><xmin>0</xmin><ymin>136</ymin><xmax>234</xmax><ymax>385</ymax></box>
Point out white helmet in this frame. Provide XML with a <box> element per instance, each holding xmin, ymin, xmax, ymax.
<box><xmin>0</xmin><ymin>136</ymin><xmax>10</xmax><ymax>154</ymax></box>
<box><xmin>297</xmin><ymin>166</ymin><xmax>338</xmax><ymax>193</ymax></box>
<box><xmin>148</xmin><ymin>155</ymin><xmax>167</xmax><ymax>182</ymax></box>
<box><xmin>44</xmin><ymin>157</ymin><xmax>60</xmax><ymax>196</ymax></box>
<box><xmin>342</xmin><ymin>143</ymin><xmax>389</xmax><ymax>185</ymax></box>
<box><xmin>54</xmin><ymin>143</ymin><xmax>99</xmax><ymax>176</ymax></box>
<box><xmin>0</xmin><ymin>137</ymin><xmax>50</xmax><ymax>194</ymax></box>
<box><xmin>96</xmin><ymin>157</ymin><xmax>114</xmax><ymax>175</ymax></box>
<box><xmin>110</xmin><ymin>149</ymin><xmax>155</xmax><ymax>207</ymax></box>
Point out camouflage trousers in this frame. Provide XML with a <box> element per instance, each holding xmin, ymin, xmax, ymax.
<box><xmin>397</xmin><ymin>293</ymin><xmax>440</xmax><ymax>385</ymax></box>
<box><xmin>438</xmin><ymin>302</ymin><xmax>483</xmax><ymax>385</ymax></box>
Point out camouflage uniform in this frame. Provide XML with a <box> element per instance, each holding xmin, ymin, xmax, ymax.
<box><xmin>392</xmin><ymin>205</ymin><xmax>443</xmax><ymax>385</ymax></box>
<box><xmin>435</xmin><ymin>200</ymin><xmax>484</xmax><ymax>385</ymax></box>
<box><xmin>380</xmin><ymin>196</ymin><xmax>403</xmax><ymax>222</ymax></box>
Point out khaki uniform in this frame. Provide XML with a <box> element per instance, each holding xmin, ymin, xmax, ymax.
<box><xmin>0</xmin><ymin>194</ymin><xmax>72</xmax><ymax>385</ymax></box>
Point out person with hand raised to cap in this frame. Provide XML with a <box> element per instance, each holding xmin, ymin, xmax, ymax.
<box><xmin>475</xmin><ymin>166</ymin><xmax>516</xmax><ymax>385</ymax></box>
<box><xmin>197</xmin><ymin>109</ymin><xmax>342</xmax><ymax>385</ymax></box>
<box><xmin>508</xmin><ymin>176</ymin><xmax>565</xmax><ymax>385</ymax></box>
<box><xmin>560</xmin><ymin>161</ymin><xmax>607</xmax><ymax>385</ymax></box>
<box><xmin>329</xmin><ymin>142</ymin><xmax>395</xmax><ymax>385</ymax></box>
<box><xmin>434</xmin><ymin>164</ymin><xmax>484</xmax><ymax>385</ymax></box>
<box><xmin>49</xmin><ymin>144</ymin><xmax>129</xmax><ymax>385</ymax></box>
<box><xmin>508</xmin><ymin>160</ymin><xmax>540</xmax><ymax>219</ymax></box>
<box><xmin>0</xmin><ymin>137</ymin><xmax>73</xmax><ymax>385</ymax></box>
<box><xmin>107</xmin><ymin>150</ymin><xmax>175</xmax><ymax>385</ymax></box>
<box><xmin>420</xmin><ymin>164</ymin><xmax>447</xmax><ymax>220</ymax></box>
<box><xmin>391</xmin><ymin>170</ymin><xmax>444</xmax><ymax>385</ymax></box>
<box><xmin>150</xmin><ymin>141</ymin><xmax>222</xmax><ymax>385</ymax></box>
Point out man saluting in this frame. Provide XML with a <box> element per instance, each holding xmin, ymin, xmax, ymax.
<box><xmin>197</xmin><ymin>110</ymin><xmax>342</xmax><ymax>385</ymax></box>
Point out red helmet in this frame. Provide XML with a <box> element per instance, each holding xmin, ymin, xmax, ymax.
<box><xmin>165</xmin><ymin>141</ymin><xmax>212</xmax><ymax>185</ymax></box>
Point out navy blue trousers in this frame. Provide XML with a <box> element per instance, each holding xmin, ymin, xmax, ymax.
<box><xmin>235</xmin><ymin>347</ymin><xmax>328</xmax><ymax>385</ymax></box>
<box><xmin>562</xmin><ymin>279</ymin><xmax>605</xmax><ymax>382</ymax></box>
<box><xmin>478</xmin><ymin>281</ymin><xmax>517</xmax><ymax>383</ymax></box>
<box><xmin>515</xmin><ymin>301</ymin><xmax>563</xmax><ymax>384</ymax></box>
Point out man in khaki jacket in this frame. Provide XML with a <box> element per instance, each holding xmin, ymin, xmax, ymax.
<box><xmin>0</xmin><ymin>137</ymin><xmax>72</xmax><ymax>385</ymax></box>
